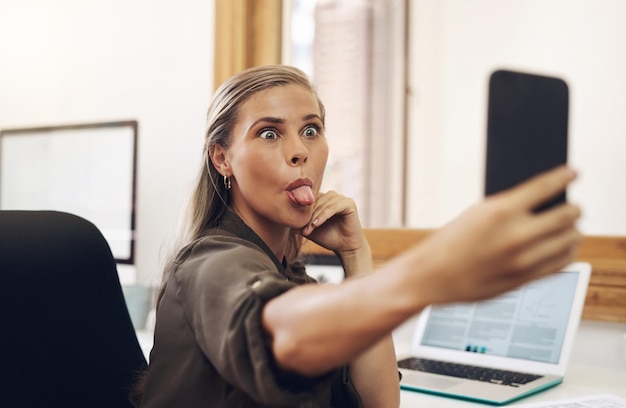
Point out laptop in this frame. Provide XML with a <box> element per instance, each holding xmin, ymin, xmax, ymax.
<box><xmin>398</xmin><ymin>262</ymin><xmax>591</xmax><ymax>405</ymax></box>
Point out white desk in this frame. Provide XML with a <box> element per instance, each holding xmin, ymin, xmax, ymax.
<box><xmin>137</xmin><ymin>319</ymin><xmax>626</xmax><ymax>406</ymax></box>
<box><xmin>393</xmin><ymin>318</ymin><xmax>626</xmax><ymax>406</ymax></box>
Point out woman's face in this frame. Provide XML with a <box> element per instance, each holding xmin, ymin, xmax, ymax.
<box><xmin>220</xmin><ymin>84</ymin><xmax>329</xmax><ymax>234</ymax></box>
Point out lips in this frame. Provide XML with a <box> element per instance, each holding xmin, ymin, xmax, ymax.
<box><xmin>286</xmin><ymin>178</ymin><xmax>314</xmax><ymax>206</ymax></box>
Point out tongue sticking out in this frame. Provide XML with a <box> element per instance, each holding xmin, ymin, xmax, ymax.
<box><xmin>288</xmin><ymin>185</ymin><xmax>315</xmax><ymax>206</ymax></box>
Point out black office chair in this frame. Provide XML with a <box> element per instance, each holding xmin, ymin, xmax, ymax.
<box><xmin>0</xmin><ymin>211</ymin><xmax>148</xmax><ymax>408</ymax></box>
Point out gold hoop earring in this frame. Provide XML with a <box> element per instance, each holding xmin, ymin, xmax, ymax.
<box><xmin>223</xmin><ymin>175</ymin><xmax>232</xmax><ymax>190</ymax></box>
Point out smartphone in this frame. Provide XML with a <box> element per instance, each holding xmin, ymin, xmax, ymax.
<box><xmin>485</xmin><ymin>69</ymin><xmax>569</xmax><ymax>212</ymax></box>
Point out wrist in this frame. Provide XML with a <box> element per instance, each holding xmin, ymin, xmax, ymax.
<box><xmin>336</xmin><ymin>238</ymin><xmax>373</xmax><ymax>278</ymax></box>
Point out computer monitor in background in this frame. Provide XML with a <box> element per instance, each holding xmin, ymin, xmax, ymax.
<box><xmin>0</xmin><ymin>120</ymin><xmax>138</xmax><ymax>264</ymax></box>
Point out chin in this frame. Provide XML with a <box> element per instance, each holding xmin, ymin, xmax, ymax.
<box><xmin>285</xmin><ymin>208</ymin><xmax>314</xmax><ymax>229</ymax></box>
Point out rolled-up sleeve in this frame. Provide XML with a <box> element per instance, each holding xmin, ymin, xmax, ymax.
<box><xmin>173</xmin><ymin>236</ymin><xmax>354</xmax><ymax>406</ymax></box>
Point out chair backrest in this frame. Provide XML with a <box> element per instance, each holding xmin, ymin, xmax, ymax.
<box><xmin>0</xmin><ymin>210</ymin><xmax>147</xmax><ymax>407</ymax></box>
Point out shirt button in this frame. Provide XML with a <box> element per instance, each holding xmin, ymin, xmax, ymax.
<box><xmin>251</xmin><ymin>280</ymin><xmax>262</xmax><ymax>289</ymax></box>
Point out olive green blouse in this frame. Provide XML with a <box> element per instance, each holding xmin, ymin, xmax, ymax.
<box><xmin>140</xmin><ymin>211</ymin><xmax>361</xmax><ymax>407</ymax></box>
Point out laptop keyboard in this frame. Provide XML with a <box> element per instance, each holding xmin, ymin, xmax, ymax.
<box><xmin>398</xmin><ymin>357</ymin><xmax>543</xmax><ymax>387</ymax></box>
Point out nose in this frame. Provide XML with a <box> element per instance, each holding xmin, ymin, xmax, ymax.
<box><xmin>287</xmin><ymin>135</ymin><xmax>308</xmax><ymax>166</ymax></box>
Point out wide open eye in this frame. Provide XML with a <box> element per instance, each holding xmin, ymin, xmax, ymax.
<box><xmin>259</xmin><ymin>128</ymin><xmax>278</xmax><ymax>140</ymax></box>
<box><xmin>302</xmin><ymin>125</ymin><xmax>320</xmax><ymax>138</ymax></box>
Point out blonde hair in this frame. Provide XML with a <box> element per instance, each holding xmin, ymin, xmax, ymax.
<box><xmin>157</xmin><ymin>65</ymin><xmax>325</xmax><ymax>304</ymax></box>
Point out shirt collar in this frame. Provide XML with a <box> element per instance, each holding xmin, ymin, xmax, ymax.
<box><xmin>218</xmin><ymin>210</ymin><xmax>287</xmax><ymax>274</ymax></box>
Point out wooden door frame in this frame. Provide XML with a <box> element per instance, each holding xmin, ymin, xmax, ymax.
<box><xmin>214</xmin><ymin>0</ymin><xmax>283</xmax><ymax>89</ymax></box>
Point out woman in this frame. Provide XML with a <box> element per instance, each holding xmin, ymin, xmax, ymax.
<box><xmin>138</xmin><ymin>65</ymin><xmax>581</xmax><ymax>407</ymax></box>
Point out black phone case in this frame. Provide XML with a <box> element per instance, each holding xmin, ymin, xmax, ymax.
<box><xmin>486</xmin><ymin>69</ymin><xmax>569</xmax><ymax>212</ymax></box>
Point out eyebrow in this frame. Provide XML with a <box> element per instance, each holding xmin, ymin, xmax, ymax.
<box><xmin>248</xmin><ymin>114</ymin><xmax>323</xmax><ymax>131</ymax></box>
<box><xmin>302</xmin><ymin>113</ymin><xmax>323</xmax><ymax>123</ymax></box>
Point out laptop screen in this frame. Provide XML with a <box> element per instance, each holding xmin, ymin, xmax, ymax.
<box><xmin>420</xmin><ymin>271</ymin><xmax>579</xmax><ymax>364</ymax></box>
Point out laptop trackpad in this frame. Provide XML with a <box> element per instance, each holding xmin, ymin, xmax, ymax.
<box><xmin>402</xmin><ymin>371</ymin><xmax>463</xmax><ymax>390</ymax></box>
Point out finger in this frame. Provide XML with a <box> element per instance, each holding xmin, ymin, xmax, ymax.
<box><xmin>300</xmin><ymin>192</ymin><xmax>338</xmax><ymax>235</ymax></box>
<box><xmin>513</xmin><ymin>227</ymin><xmax>581</xmax><ymax>273</ymax></box>
<box><xmin>311</xmin><ymin>190</ymin><xmax>335</xmax><ymax>213</ymax></box>
<box><xmin>307</xmin><ymin>192</ymin><xmax>333</xmax><ymax>226</ymax></box>
<box><xmin>491</xmin><ymin>240</ymin><xmax>579</xmax><ymax>299</ymax></box>
<box><xmin>310</xmin><ymin>191</ymin><xmax>353</xmax><ymax>226</ymax></box>
<box><xmin>496</xmin><ymin>257</ymin><xmax>573</xmax><ymax>299</ymax></box>
<box><xmin>516</xmin><ymin>247</ymin><xmax>580</xmax><ymax>288</ymax></box>
<box><xmin>310</xmin><ymin>197</ymin><xmax>349</xmax><ymax>227</ymax></box>
<box><xmin>524</xmin><ymin>203</ymin><xmax>582</xmax><ymax>240</ymax></box>
<box><xmin>504</xmin><ymin>165</ymin><xmax>577</xmax><ymax>211</ymax></box>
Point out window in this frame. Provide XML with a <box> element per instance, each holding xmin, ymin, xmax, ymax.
<box><xmin>284</xmin><ymin>0</ymin><xmax>408</xmax><ymax>227</ymax></box>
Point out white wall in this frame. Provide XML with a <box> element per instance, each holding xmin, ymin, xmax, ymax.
<box><xmin>0</xmin><ymin>0</ymin><xmax>214</xmax><ymax>284</ymax></box>
<box><xmin>407</xmin><ymin>0</ymin><xmax>626</xmax><ymax>235</ymax></box>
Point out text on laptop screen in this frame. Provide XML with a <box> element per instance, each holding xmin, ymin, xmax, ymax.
<box><xmin>421</xmin><ymin>272</ymin><xmax>579</xmax><ymax>364</ymax></box>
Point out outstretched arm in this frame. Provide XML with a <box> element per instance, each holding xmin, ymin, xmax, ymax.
<box><xmin>263</xmin><ymin>166</ymin><xmax>580</xmax><ymax>405</ymax></box>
